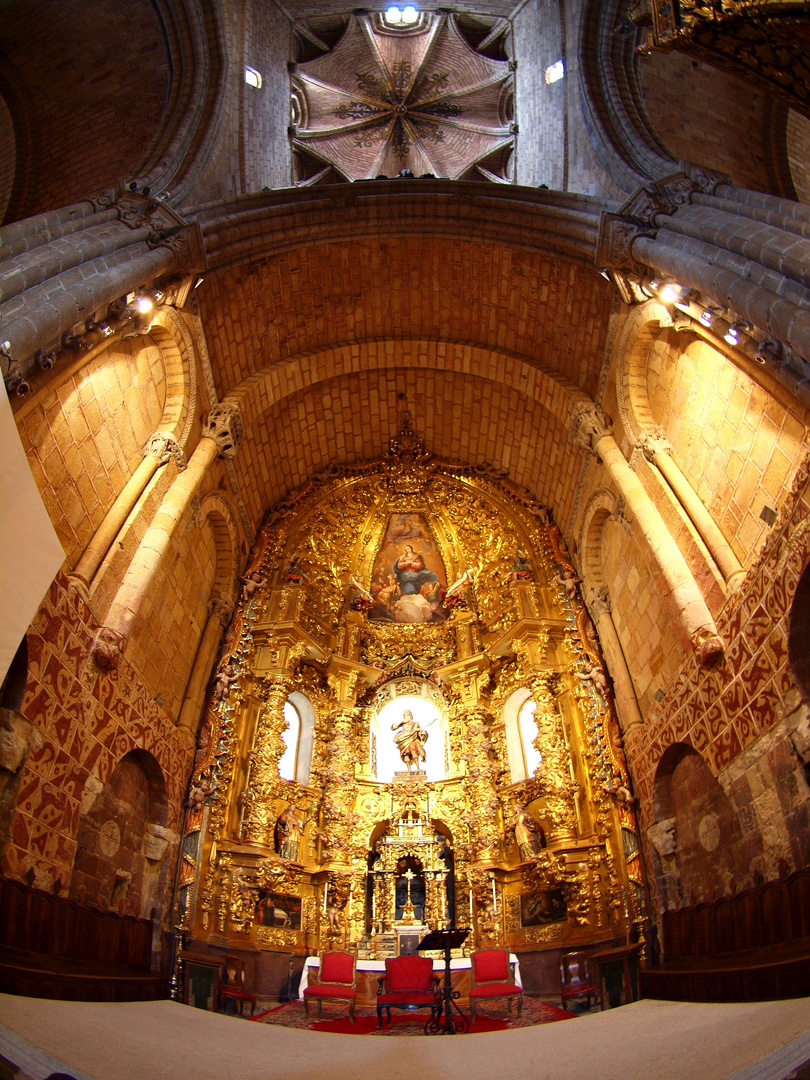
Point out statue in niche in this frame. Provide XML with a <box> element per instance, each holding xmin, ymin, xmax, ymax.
<box><xmin>392</xmin><ymin>709</ymin><xmax>428</xmax><ymax>773</ymax></box>
<box><xmin>509</xmin><ymin>804</ymin><xmax>546</xmax><ymax>862</ymax></box>
<box><xmin>277</xmin><ymin>804</ymin><xmax>309</xmax><ymax>861</ymax></box>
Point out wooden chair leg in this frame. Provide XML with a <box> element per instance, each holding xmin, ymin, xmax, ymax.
<box><xmin>470</xmin><ymin>1000</ymin><xmax>477</xmax><ymax>1023</ymax></box>
<box><xmin>516</xmin><ymin>995</ymin><xmax>522</xmax><ymax>1018</ymax></box>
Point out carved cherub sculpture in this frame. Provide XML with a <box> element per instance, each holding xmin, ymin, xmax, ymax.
<box><xmin>212</xmin><ymin>662</ymin><xmax>238</xmax><ymax>702</ymax></box>
<box><xmin>578</xmin><ymin>660</ymin><xmax>608</xmax><ymax>693</ymax></box>
<box><xmin>242</xmin><ymin>570</ymin><xmax>266</xmax><ymax>598</ymax></box>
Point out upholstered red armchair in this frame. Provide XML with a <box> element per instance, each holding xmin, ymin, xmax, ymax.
<box><xmin>469</xmin><ymin>948</ymin><xmax>523</xmax><ymax>1021</ymax></box>
<box><xmin>303</xmin><ymin>950</ymin><xmax>357</xmax><ymax>1022</ymax></box>
<box><xmin>376</xmin><ymin>954</ymin><xmax>441</xmax><ymax>1029</ymax></box>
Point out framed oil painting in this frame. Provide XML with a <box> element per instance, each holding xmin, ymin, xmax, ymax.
<box><xmin>255</xmin><ymin>891</ymin><xmax>302</xmax><ymax>929</ymax></box>
<box><xmin>520</xmin><ymin>889</ymin><xmax>567</xmax><ymax>927</ymax></box>
<box><xmin>370</xmin><ymin>513</ymin><xmax>448</xmax><ymax>623</ymax></box>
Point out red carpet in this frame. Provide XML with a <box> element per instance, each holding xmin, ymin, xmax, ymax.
<box><xmin>252</xmin><ymin>998</ymin><xmax>574</xmax><ymax>1035</ymax></box>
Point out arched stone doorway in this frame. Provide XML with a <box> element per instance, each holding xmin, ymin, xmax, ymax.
<box><xmin>71</xmin><ymin>749</ymin><xmax>170</xmax><ymax>918</ymax></box>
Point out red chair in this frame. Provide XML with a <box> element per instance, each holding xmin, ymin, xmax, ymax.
<box><xmin>376</xmin><ymin>954</ymin><xmax>441</xmax><ymax>1029</ymax></box>
<box><xmin>469</xmin><ymin>948</ymin><xmax>523</xmax><ymax>1021</ymax></box>
<box><xmin>303</xmin><ymin>950</ymin><xmax>357</xmax><ymax>1023</ymax></box>
<box><xmin>560</xmin><ymin>951</ymin><xmax>600</xmax><ymax>1012</ymax></box>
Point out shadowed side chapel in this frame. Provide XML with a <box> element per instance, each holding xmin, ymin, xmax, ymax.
<box><xmin>2</xmin><ymin>0</ymin><xmax>810</xmax><ymax>1067</ymax></box>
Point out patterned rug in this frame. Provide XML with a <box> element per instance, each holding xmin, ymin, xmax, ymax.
<box><xmin>251</xmin><ymin>997</ymin><xmax>574</xmax><ymax>1035</ymax></box>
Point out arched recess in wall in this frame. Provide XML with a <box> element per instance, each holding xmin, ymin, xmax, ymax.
<box><xmin>0</xmin><ymin>94</ymin><xmax>15</xmax><ymax>223</ymax></box>
<box><xmin>17</xmin><ymin>334</ymin><xmax>172</xmax><ymax>569</ymax></box>
<box><xmin>578</xmin><ymin>0</ymin><xmax>675</xmax><ymax>193</ymax></box>
<box><xmin>788</xmin><ymin>553</ymin><xmax>810</xmax><ymax>705</ymax></box>
<box><xmin>0</xmin><ymin>0</ymin><xmax>170</xmax><ymax>222</ymax></box>
<box><xmin>71</xmin><ymin>749</ymin><xmax>169</xmax><ymax>918</ymax></box>
<box><xmin>650</xmin><ymin>742</ymin><xmax>754</xmax><ymax>911</ymax></box>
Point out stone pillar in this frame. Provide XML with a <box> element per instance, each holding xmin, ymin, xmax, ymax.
<box><xmin>585</xmin><ymin>586</ymin><xmax>644</xmax><ymax>734</ymax></box>
<box><xmin>92</xmin><ymin>404</ymin><xmax>242</xmax><ymax>666</ymax></box>
<box><xmin>71</xmin><ymin>433</ymin><xmax>185</xmax><ymax>595</ymax></box>
<box><xmin>570</xmin><ymin>403</ymin><xmax>723</xmax><ymax>661</ymax></box>
<box><xmin>176</xmin><ymin>592</ymin><xmax>234</xmax><ymax>740</ymax></box>
<box><xmin>631</xmin><ymin>232</ymin><xmax>810</xmax><ymax>364</ymax></box>
<box><xmin>636</xmin><ymin>428</ymin><xmax>745</xmax><ymax>592</ymax></box>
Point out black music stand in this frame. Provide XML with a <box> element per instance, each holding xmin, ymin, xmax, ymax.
<box><xmin>418</xmin><ymin>928</ymin><xmax>470</xmax><ymax>1034</ymax></box>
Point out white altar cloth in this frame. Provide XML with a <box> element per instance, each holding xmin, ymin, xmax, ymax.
<box><xmin>298</xmin><ymin>953</ymin><xmax>521</xmax><ymax>997</ymax></box>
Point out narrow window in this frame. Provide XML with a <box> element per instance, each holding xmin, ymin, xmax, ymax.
<box><xmin>245</xmin><ymin>66</ymin><xmax>263</xmax><ymax>89</ymax></box>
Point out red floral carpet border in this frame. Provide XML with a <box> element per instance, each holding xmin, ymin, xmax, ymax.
<box><xmin>252</xmin><ymin>998</ymin><xmax>573</xmax><ymax>1035</ymax></box>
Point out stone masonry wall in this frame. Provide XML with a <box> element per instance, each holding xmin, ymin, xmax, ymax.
<box><xmin>3</xmin><ymin>573</ymin><xmax>193</xmax><ymax>892</ymax></box>
<box><xmin>628</xmin><ymin>452</ymin><xmax>810</xmax><ymax>905</ymax></box>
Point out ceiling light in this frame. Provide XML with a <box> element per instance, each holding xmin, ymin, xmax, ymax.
<box><xmin>659</xmin><ymin>283</ymin><xmax>680</xmax><ymax>304</ymax></box>
<box><xmin>136</xmin><ymin>295</ymin><xmax>154</xmax><ymax>314</ymax></box>
<box><xmin>699</xmin><ymin>307</ymin><xmax>715</xmax><ymax>326</ymax></box>
<box><xmin>385</xmin><ymin>5</ymin><xmax>402</xmax><ymax>22</ymax></box>
<box><xmin>401</xmin><ymin>5</ymin><xmax>418</xmax><ymax>22</ymax></box>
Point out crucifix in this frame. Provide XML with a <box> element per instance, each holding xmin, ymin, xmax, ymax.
<box><xmin>400</xmin><ymin>867</ymin><xmax>417</xmax><ymax>924</ymax></box>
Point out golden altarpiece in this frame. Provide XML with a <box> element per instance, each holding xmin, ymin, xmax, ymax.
<box><xmin>176</xmin><ymin>418</ymin><xmax>645</xmax><ymax>971</ymax></box>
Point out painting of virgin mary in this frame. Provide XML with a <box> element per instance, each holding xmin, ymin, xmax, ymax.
<box><xmin>370</xmin><ymin>514</ymin><xmax>448</xmax><ymax>623</ymax></box>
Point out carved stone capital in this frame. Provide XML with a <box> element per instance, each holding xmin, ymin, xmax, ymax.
<box><xmin>692</xmin><ymin>631</ymin><xmax>725</xmax><ymax>667</ymax></box>
<box><xmin>204</xmin><ymin>403</ymin><xmax>244</xmax><ymax>459</ymax></box>
<box><xmin>595</xmin><ymin>211</ymin><xmax>656</xmax><ymax>278</ymax></box>
<box><xmin>208</xmin><ymin>592</ymin><xmax>234</xmax><ymax>626</ymax></box>
<box><xmin>145</xmin><ymin>432</ymin><xmax>186</xmax><ymax>470</ymax></box>
<box><xmin>569</xmin><ymin>402</ymin><xmax>612</xmax><ymax>455</ymax></box>
<box><xmin>679</xmin><ymin>162</ymin><xmax>731</xmax><ymax>195</ymax></box>
<box><xmin>586</xmin><ymin>585</ymin><xmax>611</xmax><ymax>622</ymax></box>
<box><xmin>611</xmin><ymin>496</ymin><xmax>633</xmax><ymax>534</ymax></box>
<box><xmin>636</xmin><ymin>426</ymin><xmax>673</xmax><ymax>462</ymax></box>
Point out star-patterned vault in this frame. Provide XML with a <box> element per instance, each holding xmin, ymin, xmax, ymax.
<box><xmin>290</xmin><ymin>13</ymin><xmax>515</xmax><ymax>182</ymax></box>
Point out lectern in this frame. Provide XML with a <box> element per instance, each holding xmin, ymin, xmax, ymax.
<box><xmin>418</xmin><ymin>928</ymin><xmax>470</xmax><ymax>1034</ymax></box>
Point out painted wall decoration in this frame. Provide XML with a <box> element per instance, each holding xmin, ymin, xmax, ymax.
<box><xmin>370</xmin><ymin>512</ymin><xmax>448</xmax><ymax>623</ymax></box>
<box><xmin>520</xmin><ymin>889</ymin><xmax>567</xmax><ymax>926</ymax></box>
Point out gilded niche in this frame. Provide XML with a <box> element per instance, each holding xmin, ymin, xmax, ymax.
<box><xmin>176</xmin><ymin>417</ymin><xmax>646</xmax><ymax>964</ymax></box>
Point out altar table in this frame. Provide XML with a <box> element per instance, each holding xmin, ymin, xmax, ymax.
<box><xmin>299</xmin><ymin>954</ymin><xmax>521</xmax><ymax>1008</ymax></box>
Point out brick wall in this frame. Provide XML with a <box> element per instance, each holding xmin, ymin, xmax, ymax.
<box><xmin>0</xmin><ymin>0</ymin><xmax>168</xmax><ymax>220</ymax></box>
<box><xmin>786</xmin><ymin>109</ymin><xmax>810</xmax><ymax>204</ymax></box>
<box><xmin>638</xmin><ymin>51</ymin><xmax>783</xmax><ymax>195</ymax></box>
<box><xmin>0</xmin><ymin>94</ymin><xmax>14</xmax><ymax>223</ymax></box>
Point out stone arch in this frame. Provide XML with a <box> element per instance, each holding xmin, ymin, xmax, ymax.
<box><xmin>198</xmin><ymin>490</ymin><xmax>241</xmax><ymax>604</ymax></box>
<box><xmin>147</xmin><ymin>307</ymin><xmax>199</xmax><ymax>451</ymax></box>
<box><xmin>649</xmin><ymin>742</ymin><xmax>754</xmax><ymax>911</ymax></box>
<box><xmin>72</xmin><ymin>748</ymin><xmax>170</xmax><ymax>918</ymax></box>
<box><xmin>788</xmin><ymin>555</ymin><xmax>810</xmax><ymax>703</ymax></box>
<box><xmin>614</xmin><ymin>300</ymin><xmax>678</xmax><ymax>443</ymax></box>
<box><xmin>577</xmin><ymin>488</ymin><xmax>620</xmax><ymax>587</ymax></box>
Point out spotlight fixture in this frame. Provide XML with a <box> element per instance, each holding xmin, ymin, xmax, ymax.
<box><xmin>699</xmin><ymin>307</ymin><xmax>716</xmax><ymax>326</ymax></box>
<box><xmin>754</xmin><ymin>338</ymin><xmax>782</xmax><ymax>365</ymax></box>
<box><xmin>724</xmin><ymin>319</ymin><xmax>753</xmax><ymax>346</ymax></box>
<box><xmin>136</xmin><ymin>295</ymin><xmax>154</xmax><ymax>314</ymax></box>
